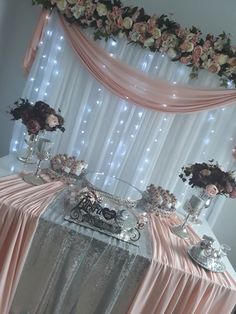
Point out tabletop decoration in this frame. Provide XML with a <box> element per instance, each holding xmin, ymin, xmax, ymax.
<box><xmin>64</xmin><ymin>186</ymin><xmax>142</xmax><ymax>243</ymax></box>
<box><xmin>50</xmin><ymin>153</ymin><xmax>88</xmax><ymax>177</ymax></box>
<box><xmin>137</xmin><ymin>184</ymin><xmax>177</xmax><ymax>217</ymax></box>
<box><xmin>187</xmin><ymin>234</ymin><xmax>231</xmax><ymax>272</ymax></box>
<box><xmin>9</xmin><ymin>98</ymin><xmax>65</xmax><ymax>163</ymax></box>
<box><xmin>63</xmin><ymin>173</ymin><xmax>149</xmax><ymax>244</ymax></box>
<box><xmin>39</xmin><ymin>154</ymin><xmax>88</xmax><ymax>185</ymax></box>
<box><xmin>171</xmin><ymin>160</ymin><xmax>236</xmax><ymax>238</ymax></box>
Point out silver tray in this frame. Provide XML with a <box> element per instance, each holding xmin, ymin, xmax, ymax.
<box><xmin>187</xmin><ymin>246</ymin><xmax>226</xmax><ymax>273</ymax></box>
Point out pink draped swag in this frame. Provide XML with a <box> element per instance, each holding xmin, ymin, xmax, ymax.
<box><xmin>128</xmin><ymin>214</ymin><xmax>236</xmax><ymax>314</ymax></box>
<box><xmin>23</xmin><ymin>10</ymin><xmax>236</xmax><ymax>113</ymax></box>
<box><xmin>23</xmin><ymin>10</ymin><xmax>49</xmax><ymax>74</ymax></box>
<box><xmin>0</xmin><ymin>175</ymin><xmax>64</xmax><ymax>314</ymax></box>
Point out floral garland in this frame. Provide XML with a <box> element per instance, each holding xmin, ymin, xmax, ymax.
<box><xmin>33</xmin><ymin>0</ymin><xmax>236</xmax><ymax>88</ymax></box>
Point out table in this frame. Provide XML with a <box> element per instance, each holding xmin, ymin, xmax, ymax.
<box><xmin>0</xmin><ymin>154</ymin><xmax>236</xmax><ymax>314</ymax></box>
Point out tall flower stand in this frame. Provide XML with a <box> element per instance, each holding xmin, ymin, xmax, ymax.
<box><xmin>17</xmin><ymin>134</ymin><xmax>38</xmax><ymax>164</ymax></box>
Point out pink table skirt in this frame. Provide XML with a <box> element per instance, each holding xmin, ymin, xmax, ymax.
<box><xmin>0</xmin><ymin>175</ymin><xmax>64</xmax><ymax>314</ymax></box>
<box><xmin>0</xmin><ymin>174</ymin><xmax>235</xmax><ymax>314</ymax></box>
<box><xmin>129</xmin><ymin>214</ymin><xmax>236</xmax><ymax>314</ymax></box>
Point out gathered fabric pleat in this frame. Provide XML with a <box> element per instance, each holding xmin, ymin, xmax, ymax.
<box><xmin>0</xmin><ymin>175</ymin><xmax>64</xmax><ymax>314</ymax></box>
<box><xmin>128</xmin><ymin>214</ymin><xmax>236</xmax><ymax>314</ymax></box>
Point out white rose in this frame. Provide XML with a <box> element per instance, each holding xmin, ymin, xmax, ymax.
<box><xmin>218</xmin><ymin>54</ymin><xmax>228</xmax><ymax>65</ymax></box>
<box><xmin>152</xmin><ymin>28</ymin><xmax>161</xmax><ymax>39</ymax></box>
<box><xmin>130</xmin><ymin>31</ymin><xmax>140</xmax><ymax>42</ymax></box>
<box><xmin>143</xmin><ymin>37</ymin><xmax>154</xmax><ymax>47</ymax></box>
<box><xmin>56</xmin><ymin>0</ymin><xmax>67</xmax><ymax>11</ymax></box>
<box><xmin>123</xmin><ymin>17</ymin><xmax>133</xmax><ymax>30</ymax></box>
<box><xmin>71</xmin><ymin>5</ymin><xmax>85</xmax><ymax>19</ymax></box>
<box><xmin>96</xmin><ymin>3</ymin><xmax>107</xmax><ymax>16</ymax></box>
<box><xmin>46</xmin><ymin>114</ymin><xmax>59</xmax><ymax>128</ymax></box>
<box><xmin>167</xmin><ymin>48</ymin><xmax>177</xmax><ymax>59</ymax></box>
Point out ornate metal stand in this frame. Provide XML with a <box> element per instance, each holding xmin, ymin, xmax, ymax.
<box><xmin>170</xmin><ymin>213</ymin><xmax>191</xmax><ymax>239</ymax></box>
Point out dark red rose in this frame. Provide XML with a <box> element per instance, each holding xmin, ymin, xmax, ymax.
<box><xmin>26</xmin><ymin>119</ymin><xmax>41</xmax><ymax>134</ymax></box>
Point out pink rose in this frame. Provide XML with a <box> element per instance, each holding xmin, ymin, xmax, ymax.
<box><xmin>190</xmin><ymin>33</ymin><xmax>201</xmax><ymax>45</ymax></box>
<box><xmin>46</xmin><ymin>114</ymin><xmax>59</xmax><ymax>128</ymax></box>
<box><xmin>180</xmin><ymin>55</ymin><xmax>192</xmax><ymax>64</ymax></box>
<box><xmin>111</xmin><ymin>6</ymin><xmax>122</xmax><ymax>18</ymax></box>
<box><xmin>155</xmin><ymin>38</ymin><xmax>162</xmax><ymax>48</ymax></box>
<box><xmin>229</xmin><ymin>188</ymin><xmax>236</xmax><ymax>198</ymax></box>
<box><xmin>205</xmin><ymin>184</ymin><xmax>219</xmax><ymax>197</ymax></box>
<box><xmin>180</xmin><ymin>40</ymin><xmax>194</xmax><ymax>52</ymax></box>
<box><xmin>208</xmin><ymin>62</ymin><xmax>221</xmax><ymax>74</ymax></box>
<box><xmin>193</xmin><ymin>45</ymin><xmax>203</xmax><ymax>59</ymax></box>
<box><xmin>203</xmin><ymin>39</ymin><xmax>213</xmax><ymax>49</ymax></box>
<box><xmin>228</xmin><ymin>57</ymin><xmax>236</xmax><ymax>67</ymax></box>
<box><xmin>226</xmin><ymin>182</ymin><xmax>233</xmax><ymax>193</ymax></box>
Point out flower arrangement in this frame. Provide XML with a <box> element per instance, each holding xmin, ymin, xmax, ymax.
<box><xmin>179</xmin><ymin>160</ymin><xmax>236</xmax><ymax>198</ymax></box>
<box><xmin>9</xmin><ymin>98</ymin><xmax>65</xmax><ymax>135</ymax></box>
<box><xmin>33</xmin><ymin>0</ymin><xmax>236</xmax><ymax>87</ymax></box>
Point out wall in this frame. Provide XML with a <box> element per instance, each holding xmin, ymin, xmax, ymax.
<box><xmin>0</xmin><ymin>0</ymin><xmax>40</xmax><ymax>157</ymax></box>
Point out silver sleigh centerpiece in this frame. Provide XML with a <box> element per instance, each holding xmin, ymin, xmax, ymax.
<box><xmin>64</xmin><ymin>173</ymin><xmax>149</xmax><ymax>244</ymax></box>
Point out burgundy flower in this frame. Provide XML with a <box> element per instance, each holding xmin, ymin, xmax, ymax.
<box><xmin>26</xmin><ymin>119</ymin><xmax>41</xmax><ymax>135</ymax></box>
<box><xmin>9</xmin><ymin>98</ymin><xmax>65</xmax><ymax>135</ymax></box>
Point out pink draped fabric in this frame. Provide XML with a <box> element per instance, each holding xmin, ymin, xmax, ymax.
<box><xmin>23</xmin><ymin>10</ymin><xmax>49</xmax><ymax>74</ymax></box>
<box><xmin>23</xmin><ymin>11</ymin><xmax>236</xmax><ymax>113</ymax></box>
<box><xmin>0</xmin><ymin>175</ymin><xmax>64</xmax><ymax>314</ymax></box>
<box><xmin>128</xmin><ymin>214</ymin><xmax>236</xmax><ymax>314</ymax></box>
<box><xmin>60</xmin><ymin>17</ymin><xmax>236</xmax><ymax>113</ymax></box>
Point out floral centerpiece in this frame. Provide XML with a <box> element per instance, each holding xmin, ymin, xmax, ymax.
<box><xmin>179</xmin><ymin>160</ymin><xmax>236</xmax><ymax>198</ymax></box>
<box><xmin>9</xmin><ymin>98</ymin><xmax>65</xmax><ymax>135</ymax></box>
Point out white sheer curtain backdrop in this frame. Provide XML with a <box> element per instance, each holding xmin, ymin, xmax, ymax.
<box><xmin>10</xmin><ymin>12</ymin><xmax>236</xmax><ymax>225</ymax></box>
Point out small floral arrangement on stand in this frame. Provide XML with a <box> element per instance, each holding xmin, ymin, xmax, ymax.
<box><xmin>179</xmin><ymin>159</ymin><xmax>236</xmax><ymax>198</ymax></box>
<box><xmin>9</xmin><ymin>98</ymin><xmax>65</xmax><ymax>163</ymax></box>
<box><xmin>9</xmin><ymin>98</ymin><xmax>65</xmax><ymax>135</ymax></box>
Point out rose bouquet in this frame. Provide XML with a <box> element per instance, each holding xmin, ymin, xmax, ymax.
<box><xmin>9</xmin><ymin>98</ymin><xmax>65</xmax><ymax>135</ymax></box>
<box><xmin>179</xmin><ymin>160</ymin><xmax>236</xmax><ymax>198</ymax></box>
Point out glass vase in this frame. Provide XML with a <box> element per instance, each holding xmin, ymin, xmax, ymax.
<box><xmin>187</xmin><ymin>190</ymin><xmax>213</xmax><ymax>225</ymax></box>
<box><xmin>170</xmin><ymin>189</ymin><xmax>213</xmax><ymax>239</ymax></box>
<box><xmin>17</xmin><ymin>134</ymin><xmax>38</xmax><ymax>164</ymax></box>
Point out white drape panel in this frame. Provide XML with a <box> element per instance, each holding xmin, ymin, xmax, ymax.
<box><xmin>10</xmin><ymin>13</ymin><xmax>236</xmax><ymax>225</ymax></box>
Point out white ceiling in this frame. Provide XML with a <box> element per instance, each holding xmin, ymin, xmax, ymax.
<box><xmin>122</xmin><ymin>0</ymin><xmax>236</xmax><ymax>43</ymax></box>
